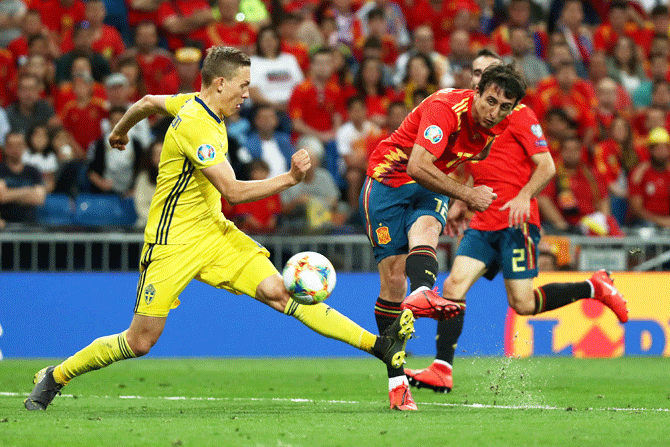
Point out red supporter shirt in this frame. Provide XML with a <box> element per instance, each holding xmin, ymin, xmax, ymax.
<box><xmin>125</xmin><ymin>0</ymin><xmax>159</xmax><ymax>27</ymax></box>
<box><xmin>540</xmin><ymin>165</ymin><xmax>604</xmax><ymax>226</ymax></box>
<box><xmin>366</xmin><ymin>89</ymin><xmax>509</xmax><ymax>187</ymax></box>
<box><xmin>38</xmin><ymin>0</ymin><xmax>85</xmax><ymax>35</ymax></box>
<box><xmin>157</xmin><ymin>0</ymin><xmax>211</xmax><ymax>51</ymax></box>
<box><xmin>629</xmin><ymin>162</ymin><xmax>670</xmax><ymax>216</ymax></box>
<box><xmin>54</xmin><ymin>81</ymin><xmax>107</xmax><ymax>114</ymax></box>
<box><xmin>61</xmin><ymin>24</ymin><xmax>126</xmax><ymax>60</ymax></box>
<box><xmin>0</xmin><ymin>48</ymin><xmax>16</xmax><ymax>107</ymax></box>
<box><xmin>532</xmin><ymin>77</ymin><xmax>597</xmax><ymax>139</ymax></box>
<box><xmin>468</xmin><ymin>104</ymin><xmax>548</xmax><ymax>231</ymax></box>
<box><xmin>231</xmin><ymin>195</ymin><xmax>281</xmax><ymax>232</ymax></box>
<box><xmin>288</xmin><ymin>79</ymin><xmax>346</xmax><ymax>133</ymax></box>
<box><xmin>197</xmin><ymin>22</ymin><xmax>257</xmax><ymax>51</ymax></box>
<box><xmin>60</xmin><ymin>97</ymin><xmax>108</xmax><ymax>153</ymax></box>
<box><xmin>136</xmin><ymin>52</ymin><xmax>175</xmax><ymax>95</ymax></box>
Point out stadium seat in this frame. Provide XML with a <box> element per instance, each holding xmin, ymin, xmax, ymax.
<box><xmin>74</xmin><ymin>194</ymin><xmax>130</xmax><ymax>227</ymax></box>
<box><xmin>37</xmin><ymin>194</ymin><xmax>75</xmax><ymax>226</ymax></box>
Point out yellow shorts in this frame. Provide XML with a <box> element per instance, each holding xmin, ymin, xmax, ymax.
<box><xmin>134</xmin><ymin>223</ymin><xmax>278</xmax><ymax>317</ymax></box>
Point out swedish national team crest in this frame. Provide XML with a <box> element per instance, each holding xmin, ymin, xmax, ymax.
<box><xmin>196</xmin><ymin>144</ymin><xmax>216</xmax><ymax>162</ymax></box>
<box><xmin>144</xmin><ymin>284</ymin><xmax>156</xmax><ymax>304</ymax></box>
<box><xmin>376</xmin><ymin>226</ymin><xmax>391</xmax><ymax>245</ymax></box>
<box><xmin>424</xmin><ymin>125</ymin><xmax>443</xmax><ymax>144</ymax></box>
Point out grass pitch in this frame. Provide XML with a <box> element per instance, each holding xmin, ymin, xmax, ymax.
<box><xmin>1</xmin><ymin>357</ymin><xmax>668</xmax><ymax>447</ymax></box>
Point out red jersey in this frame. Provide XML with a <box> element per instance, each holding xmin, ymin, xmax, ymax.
<box><xmin>0</xmin><ymin>48</ymin><xmax>16</xmax><ymax>107</ymax></box>
<box><xmin>197</xmin><ymin>22</ymin><xmax>257</xmax><ymax>52</ymax></box>
<box><xmin>468</xmin><ymin>104</ymin><xmax>548</xmax><ymax>231</ymax></box>
<box><xmin>54</xmin><ymin>81</ymin><xmax>107</xmax><ymax>114</ymax></box>
<box><xmin>366</xmin><ymin>89</ymin><xmax>509</xmax><ymax>187</ymax></box>
<box><xmin>157</xmin><ymin>0</ymin><xmax>211</xmax><ymax>51</ymax></box>
<box><xmin>629</xmin><ymin>162</ymin><xmax>670</xmax><ymax>216</ymax></box>
<box><xmin>230</xmin><ymin>194</ymin><xmax>281</xmax><ymax>232</ymax></box>
<box><xmin>136</xmin><ymin>51</ymin><xmax>175</xmax><ymax>95</ymax></box>
<box><xmin>61</xmin><ymin>24</ymin><xmax>125</xmax><ymax>61</ymax></box>
<box><xmin>59</xmin><ymin>97</ymin><xmax>108</xmax><ymax>153</ymax></box>
<box><xmin>125</xmin><ymin>0</ymin><xmax>159</xmax><ymax>28</ymax></box>
<box><xmin>540</xmin><ymin>165</ymin><xmax>605</xmax><ymax>226</ymax></box>
<box><xmin>38</xmin><ymin>0</ymin><xmax>85</xmax><ymax>35</ymax></box>
<box><xmin>288</xmin><ymin>79</ymin><xmax>346</xmax><ymax>133</ymax></box>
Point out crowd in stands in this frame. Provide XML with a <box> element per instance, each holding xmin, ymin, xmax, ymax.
<box><xmin>1</xmin><ymin>0</ymin><xmax>670</xmax><ymax>238</ymax></box>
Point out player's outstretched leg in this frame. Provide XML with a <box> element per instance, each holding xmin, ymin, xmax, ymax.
<box><xmin>589</xmin><ymin>270</ymin><xmax>628</xmax><ymax>323</ymax></box>
<box><xmin>24</xmin><ymin>366</ymin><xmax>63</xmax><ymax>411</ymax></box>
<box><xmin>401</xmin><ymin>287</ymin><xmax>464</xmax><ymax>320</ymax></box>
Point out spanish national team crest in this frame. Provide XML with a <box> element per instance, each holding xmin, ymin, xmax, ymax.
<box><xmin>531</xmin><ymin>124</ymin><xmax>544</xmax><ymax>138</ymax></box>
<box><xmin>424</xmin><ymin>125</ymin><xmax>443</xmax><ymax>144</ymax></box>
<box><xmin>144</xmin><ymin>284</ymin><xmax>156</xmax><ymax>305</ymax></box>
<box><xmin>376</xmin><ymin>226</ymin><xmax>391</xmax><ymax>245</ymax></box>
<box><xmin>196</xmin><ymin>144</ymin><xmax>216</xmax><ymax>162</ymax></box>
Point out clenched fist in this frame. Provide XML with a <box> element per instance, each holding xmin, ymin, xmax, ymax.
<box><xmin>466</xmin><ymin>185</ymin><xmax>497</xmax><ymax>212</ymax></box>
<box><xmin>289</xmin><ymin>149</ymin><xmax>311</xmax><ymax>183</ymax></box>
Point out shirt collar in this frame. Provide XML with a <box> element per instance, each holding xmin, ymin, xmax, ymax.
<box><xmin>194</xmin><ymin>96</ymin><xmax>222</xmax><ymax>124</ymax></box>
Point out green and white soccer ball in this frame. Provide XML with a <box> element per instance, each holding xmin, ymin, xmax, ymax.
<box><xmin>282</xmin><ymin>251</ymin><xmax>336</xmax><ymax>305</ymax></box>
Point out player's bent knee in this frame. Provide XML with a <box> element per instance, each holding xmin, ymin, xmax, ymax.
<box><xmin>256</xmin><ymin>274</ymin><xmax>290</xmax><ymax>312</ymax></box>
<box><xmin>510</xmin><ymin>300</ymin><xmax>535</xmax><ymax>315</ymax></box>
<box><xmin>126</xmin><ymin>334</ymin><xmax>157</xmax><ymax>357</ymax></box>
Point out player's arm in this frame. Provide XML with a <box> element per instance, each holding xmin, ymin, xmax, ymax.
<box><xmin>109</xmin><ymin>95</ymin><xmax>173</xmax><ymax>151</ymax></box>
<box><xmin>445</xmin><ymin>174</ymin><xmax>473</xmax><ymax>237</ymax></box>
<box><xmin>202</xmin><ymin>149</ymin><xmax>311</xmax><ymax>205</ymax></box>
<box><xmin>406</xmin><ymin>144</ymin><xmax>496</xmax><ymax>211</ymax></box>
<box><xmin>500</xmin><ymin>151</ymin><xmax>556</xmax><ymax>228</ymax></box>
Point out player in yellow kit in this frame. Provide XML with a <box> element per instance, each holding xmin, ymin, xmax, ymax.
<box><xmin>24</xmin><ymin>46</ymin><xmax>414</xmax><ymax>411</ymax></box>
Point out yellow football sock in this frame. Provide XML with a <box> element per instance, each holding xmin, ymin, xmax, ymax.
<box><xmin>52</xmin><ymin>330</ymin><xmax>136</xmax><ymax>385</ymax></box>
<box><xmin>284</xmin><ymin>298</ymin><xmax>377</xmax><ymax>352</ymax></box>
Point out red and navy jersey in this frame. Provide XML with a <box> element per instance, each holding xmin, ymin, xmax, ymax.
<box><xmin>366</xmin><ymin>89</ymin><xmax>509</xmax><ymax>187</ymax></box>
<box><xmin>469</xmin><ymin>104</ymin><xmax>549</xmax><ymax>231</ymax></box>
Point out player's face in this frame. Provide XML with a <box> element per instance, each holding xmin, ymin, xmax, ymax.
<box><xmin>470</xmin><ymin>56</ymin><xmax>502</xmax><ymax>89</ymax></box>
<box><xmin>219</xmin><ymin>66</ymin><xmax>250</xmax><ymax>117</ymax></box>
<box><xmin>472</xmin><ymin>83</ymin><xmax>516</xmax><ymax>128</ymax></box>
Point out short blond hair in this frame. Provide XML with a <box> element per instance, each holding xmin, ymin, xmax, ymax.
<box><xmin>201</xmin><ymin>46</ymin><xmax>251</xmax><ymax>86</ymax></box>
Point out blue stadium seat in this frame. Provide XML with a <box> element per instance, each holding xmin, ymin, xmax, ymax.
<box><xmin>37</xmin><ymin>194</ymin><xmax>75</xmax><ymax>226</ymax></box>
<box><xmin>74</xmin><ymin>194</ymin><xmax>129</xmax><ymax>227</ymax></box>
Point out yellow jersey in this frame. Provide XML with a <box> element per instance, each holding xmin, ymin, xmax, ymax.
<box><xmin>144</xmin><ymin>93</ymin><xmax>230</xmax><ymax>245</ymax></box>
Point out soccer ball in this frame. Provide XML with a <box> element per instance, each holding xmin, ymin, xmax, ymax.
<box><xmin>282</xmin><ymin>251</ymin><xmax>336</xmax><ymax>305</ymax></box>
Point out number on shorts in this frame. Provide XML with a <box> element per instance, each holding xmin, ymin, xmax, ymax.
<box><xmin>512</xmin><ymin>248</ymin><xmax>526</xmax><ymax>272</ymax></box>
<box><xmin>434</xmin><ymin>198</ymin><xmax>448</xmax><ymax>221</ymax></box>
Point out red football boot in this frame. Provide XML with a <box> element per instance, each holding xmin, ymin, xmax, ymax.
<box><xmin>401</xmin><ymin>287</ymin><xmax>464</xmax><ymax>320</ymax></box>
<box><xmin>389</xmin><ymin>383</ymin><xmax>418</xmax><ymax>410</ymax></box>
<box><xmin>589</xmin><ymin>270</ymin><xmax>628</xmax><ymax>323</ymax></box>
<box><xmin>405</xmin><ymin>361</ymin><xmax>453</xmax><ymax>393</ymax></box>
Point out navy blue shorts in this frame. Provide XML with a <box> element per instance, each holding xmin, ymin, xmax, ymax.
<box><xmin>359</xmin><ymin>176</ymin><xmax>449</xmax><ymax>263</ymax></box>
<box><xmin>455</xmin><ymin>224</ymin><xmax>541</xmax><ymax>280</ymax></box>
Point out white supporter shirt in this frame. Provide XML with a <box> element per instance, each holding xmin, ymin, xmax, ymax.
<box><xmin>249</xmin><ymin>53</ymin><xmax>304</xmax><ymax>104</ymax></box>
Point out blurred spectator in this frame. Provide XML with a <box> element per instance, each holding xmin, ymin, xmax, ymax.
<box><xmin>502</xmin><ymin>26</ymin><xmax>550</xmax><ymax>88</ymax></box>
<box><xmin>134</xmin><ymin>140</ymin><xmax>161</xmax><ymax>228</ymax></box>
<box><xmin>245</xmin><ymin>104</ymin><xmax>295</xmax><ymax>179</ymax></box>
<box><xmin>353</xmin><ymin>7</ymin><xmax>399</xmax><ymax>65</ymax></box>
<box><xmin>632</xmin><ymin>103</ymin><xmax>667</xmax><ymax>146</ymax></box>
<box><xmin>288</xmin><ymin>47</ymin><xmax>345</xmax><ymax>182</ymax></box>
<box><xmin>594</xmin><ymin>77</ymin><xmax>625</xmax><ymax>143</ymax></box>
<box><xmin>397</xmin><ymin>53</ymin><xmax>439</xmax><ymax>109</ymax></box>
<box><xmin>0</xmin><ymin>48</ymin><xmax>13</xmax><ymax>108</ymax></box>
<box><xmin>230</xmin><ymin>159</ymin><xmax>281</xmax><ymax>234</ymax></box>
<box><xmin>332</xmin><ymin>44</ymin><xmax>356</xmax><ymax>90</ymax></box>
<box><xmin>393</xmin><ymin>25</ymin><xmax>453</xmax><ymax>88</ymax></box>
<box><xmin>533</xmin><ymin>53</ymin><xmax>597</xmax><ymax>149</ymax></box>
<box><xmin>59</xmin><ymin>71</ymin><xmax>107</xmax><ymax>158</ymax></box>
<box><xmin>87</xmin><ymin>106</ymin><xmax>142</xmax><ymax>196</ymax></box>
<box><xmin>198</xmin><ymin>0</ymin><xmax>256</xmax><ymax>55</ymax></box>
<box><xmin>447</xmin><ymin>29</ymin><xmax>474</xmax><ymax>73</ymax></box>
<box><xmin>589</xmin><ymin>54</ymin><xmax>633</xmax><ymax>116</ymax></box>
<box><xmin>401</xmin><ymin>0</ymin><xmax>479</xmax><ymax>52</ymax></box>
<box><xmin>355</xmin><ymin>0</ymin><xmax>410</xmax><ymax>50</ymax></box>
<box><xmin>556</xmin><ymin>0</ymin><xmax>592</xmax><ymax>78</ymax></box>
<box><xmin>628</xmin><ymin>127</ymin><xmax>670</xmax><ymax>229</ymax></box>
<box><xmin>36</xmin><ymin>0</ymin><xmax>85</xmax><ymax>50</ymax></box>
<box><xmin>20</xmin><ymin>53</ymin><xmax>57</xmax><ymax>104</ymax></box>
<box><xmin>593</xmin><ymin>0</ymin><xmax>647</xmax><ymax>55</ymax></box>
<box><xmin>55</xmin><ymin>20</ymin><xmax>111</xmax><ymax>84</ymax></box>
<box><xmin>606</xmin><ymin>35</ymin><xmax>648</xmax><ymax>101</ymax></box>
<box><xmin>352</xmin><ymin>56</ymin><xmax>394</xmax><ymax>129</ymax></box>
<box><xmin>0</xmin><ymin>0</ymin><xmax>26</xmax><ymax>47</ymax></box>
<box><xmin>121</xmin><ymin>22</ymin><xmax>174</xmax><ymax>95</ymax></box>
<box><xmin>490</xmin><ymin>0</ymin><xmax>549</xmax><ymax>59</ymax></box>
<box><xmin>6</xmin><ymin>73</ymin><xmax>55</xmax><ymax>135</ymax></box>
<box><xmin>249</xmin><ymin>25</ymin><xmax>304</xmax><ymax>121</ymax></box>
<box><xmin>0</xmin><ymin>131</ymin><xmax>46</xmax><ymax>224</ymax></box>
<box><xmin>440</xmin><ymin>6</ymin><xmax>490</xmax><ymax>58</ymax></box>
<box><xmin>277</xmin><ymin>12</ymin><xmax>310</xmax><ymax>74</ymax></box>
<box><xmin>117</xmin><ymin>56</ymin><xmax>144</xmax><ymax>101</ymax></box>
<box><xmin>321</xmin><ymin>0</ymin><xmax>360</xmax><ymax>48</ymax></box>
<box><xmin>280</xmin><ymin>135</ymin><xmax>348</xmax><ymax>232</ymax></box>
<box><xmin>54</xmin><ymin>55</ymin><xmax>107</xmax><ymax>113</ymax></box>
<box><xmin>161</xmin><ymin>45</ymin><xmax>203</xmax><ymax>94</ymax></box>
<box><xmin>60</xmin><ymin>0</ymin><xmax>125</xmax><ymax>66</ymax></box>
<box><xmin>23</xmin><ymin>124</ymin><xmax>57</xmax><ymax>193</ymax></box>
<box><xmin>102</xmin><ymin>73</ymin><xmax>153</xmax><ymax>150</ymax></box>
<box><xmin>125</xmin><ymin>0</ymin><xmax>162</xmax><ymax>29</ymax></box>
<box><xmin>544</xmin><ymin>107</ymin><xmax>578</xmax><ymax>159</ymax></box>
<box><xmin>224</xmin><ymin>109</ymin><xmax>251</xmax><ymax>148</ymax></box>
<box><xmin>635</xmin><ymin>52</ymin><xmax>670</xmax><ymax>106</ymax></box>
<box><xmin>538</xmin><ymin>136</ymin><xmax>616</xmax><ymax>235</ymax></box>
<box><xmin>336</xmin><ymin>95</ymin><xmax>383</xmax><ymax>213</ymax></box>
<box><xmin>384</xmin><ymin>99</ymin><xmax>407</xmax><ymax>134</ymax></box>
<box><xmin>7</xmin><ymin>9</ymin><xmax>59</xmax><ymax>64</ymax></box>
<box><xmin>157</xmin><ymin>0</ymin><xmax>213</xmax><ymax>51</ymax></box>
<box><xmin>358</xmin><ymin>35</ymin><xmax>394</xmax><ymax>86</ymax></box>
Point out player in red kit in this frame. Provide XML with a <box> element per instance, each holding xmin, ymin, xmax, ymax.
<box><xmin>360</xmin><ymin>63</ymin><xmax>527</xmax><ymax>410</ymax></box>
<box><xmin>404</xmin><ymin>50</ymin><xmax>629</xmax><ymax>395</ymax></box>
